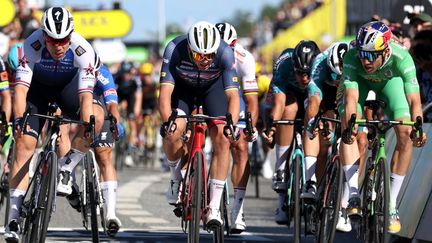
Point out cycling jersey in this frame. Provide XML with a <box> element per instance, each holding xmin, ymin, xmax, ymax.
<box><xmin>160</xmin><ymin>35</ymin><xmax>238</xmax><ymax>91</ymax></box>
<box><xmin>233</xmin><ymin>44</ymin><xmax>258</xmax><ymax>96</ymax></box>
<box><xmin>160</xmin><ymin>35</ymin><xmax>238</xmax><ymax>118</ymax></box>
<box><xmin>15</xmin><ymin>29</ymin><xmax>97</xmax><ymax>92</ymax></box>
<box><xmin>0</xmin><ymin>56</ymin><xmax>9</xmax><ymax>92</ymax></box>
<box><xmin>343</xmin><ymin>42</ymin><xmax>419</xmax><ymax>119</ymax></box>
<box><xmin>271</xmin><ymin>48</ymin><xmax>304</xmax><ymax>95</ymax></box>
<box><xmin>94</xmin><ymin>64</ymin><xmax>118</xmax><ymax>105</ymax></box>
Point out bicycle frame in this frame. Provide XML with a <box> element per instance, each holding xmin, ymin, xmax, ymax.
<box><xmin>288</xmin><ymin>129</ymin><xmax>305</xmax><ymax>207</ymax></box>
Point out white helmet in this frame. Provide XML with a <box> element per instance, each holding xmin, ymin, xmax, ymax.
<box><xmin>41</xmin><ymin>7</ymin><xmax>74</xmax><ymax>39</ymax></box>
<box><xmin>327</xmin><ymin>42</ymin><xmax>350</xmax><ymax>75</ymax></box>
<box><xmin>187</xmin><ymin>21</ymin><xmax>220</xmax><ymax>54</ymax></box>
<box><xmin>215</xmin><ymin>22</ymin><xmax>237</xmax><ymax>45</ymax></box>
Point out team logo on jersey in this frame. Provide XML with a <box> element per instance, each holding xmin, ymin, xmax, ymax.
<box><xmin>31</xmin><ymin>40</ymin><xmax>41</xmax><ymax>51</ymax></box>
<box><xmin>75</xmin><ymin>45</ymin><xmax>87</xmax><ymax>56</ymax></box>
<box><xmin>19</xmin><ymin>55</ymin><xmax>29</xmax><ymax>68</ymax></box>
<box><xmin>161</xmin><ymin>72</ymin><xmax>166</xmax><ymax>77</ymax></box>
<box><xmin>84</xmin><ymin>63</ymin><xmax>94</xmax><ymax>75</ymax></box>
<box><xmin>104</xmin><ymin>89</ymin><xmax>117</xmax><ymax>96</ymax></box>
<box><xmin>384</xmin><ymin>69</ymin><xmax>393</xmax><ymax>78</ymax></box>
<box><xmin>232</xmin><ymin>76</ymin><xmax>238</xmax><ymax>82</ymax></box>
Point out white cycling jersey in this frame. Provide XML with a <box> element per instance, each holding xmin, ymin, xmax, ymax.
<box><xmin>233</xmin><ymin>43</ymin><xmax>258</xmax><ymax>95</ymax></box>
<box><xmin>15</xmin><ymin>29</ymin><xmax>97</xmax><ymax>93</ymax></box>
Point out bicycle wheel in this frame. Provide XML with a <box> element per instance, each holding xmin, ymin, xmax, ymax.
<box><xmin>361</xmin><ymin>157</ymin><xmax>374</xmax><ymax>242</ymax></box>
<box><xmin>293</xmin><ymin>155</ymin><xmax>301</xmax><ymax>243</ymax></box>
<box><xmin>317</xmin><ymin>156</ymin><xmax>343</xmax><ymax>243</ymax></box>
<box><xmin>371</xmin><ymin>158</ymin><xmax>389</xmax><ymax>243</ymax></box>
<box><xmin>251</xmin><ymin>141</ymin><xmax>260</xmax><ymax>198</ymax></box>
<box><xmin>114</xmin><ymin>142</ymin><xmax>124</xmax><ymax>171</ymax></box>
<box><xmin>29</xmin><ymin>152</ymin><xmax>57</xmax><ymax>243</ymax></box>
<box><xmin>188</xmin><ymin>152</ymin><xmax>203</xmax><ymax>243</ymax></box>
<box><xmin>222</xmin><ymin>184</ymin><xmax>230</xmax><ymax>236</ymax></box>
<box><xmin>85</xmin><ymin>153</ymin><xmax>100</xmax><ymax>243</ymax></box>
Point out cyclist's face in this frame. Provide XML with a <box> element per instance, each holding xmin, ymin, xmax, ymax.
<box><xmin>294</xmin><ymin>71</ymin><xmax>310</xmax><ymax>89</ymax></box>
<box><xmin>358</xmin><ymin>49</ymin><xmax>387</xmax><ymax>74</ymax></box>
<box><xmin>45</xmin><ymin>34</ymin><xmax>71</xmax><ymax>60</ymax></box>
<box><xmin>189</xmin><ymin>47</ymin><xmax>216</xmax><ymax>70</ymax></box>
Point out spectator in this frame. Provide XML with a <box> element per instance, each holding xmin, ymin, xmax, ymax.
<box><xmin>409</xmin><ymin>13</ymin><xmax>432</xmax><ymax>35</ymax></box>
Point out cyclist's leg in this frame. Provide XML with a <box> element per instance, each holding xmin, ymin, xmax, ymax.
<box><xmin>203</xmin><ymin>79</ymin><xmax>231</xmax><ymax>226</ymax></box>
<box><xmin>380</xmin><ymin>77</ymin><xmax>413</xmax><ymax>233</ymax></box>
<box><xmin>6</xmin><ymin>98</ymin><xmax>45</xmax><ymax>240</ymax></box>
<box><xmin>162</xmin><ymin>85</ymin><xmax>190</xmax><ymax>205</ymax></box>
<box><xmin>340</xmin><ymin>81</ymin><xmax>368</xmax><ymax>217</ymax></box>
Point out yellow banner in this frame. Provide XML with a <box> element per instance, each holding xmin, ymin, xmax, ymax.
<box><xmin>0</xmin><ymin>0</ymin><xmax>16</xmax><ymax>27</ymax></box>
<box><xmin>261</xmin><ymin>0</ymin><xmax>346</xmax><ymax>71</ymax></box>
<box><xmin>35</xmin><ymin>10</ymin><xmax>132</xmax><ymax>39</ymax></box>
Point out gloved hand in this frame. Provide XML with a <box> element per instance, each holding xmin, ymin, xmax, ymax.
<box><xmin>116</xmin><ymin>123</ymin><xmax>125</xmax><ymax>140</ymax></box>
<box><xmin>306</xmin><ymin>117</ymin><xmax>318</xmax><ymax>139</ymax></box>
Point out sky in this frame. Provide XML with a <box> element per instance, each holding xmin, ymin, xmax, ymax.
<box><xmin>51</xmin><ymin>0</ymin><xmax>281</xmax><ymax>42</ymax></box>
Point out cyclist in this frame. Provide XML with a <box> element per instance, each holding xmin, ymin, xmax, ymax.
<box><xmin>0</xmin><ymin>54</ymin><xmax>12</xmax><ymax>124</ymax></box>
<box><xmin>159</xmin><ymin>21</ymin><xmax>240</xmax><ymax>228</ymax></box>
<box><xmin>261</xmin><ymin>40</ymin><xmax>320</xmax><ymax>224</ymax></box>
<box><xmin>305</xmin><ymin>42</ymin><xmax>359</xmax><ymax>232</ymax></box>
<box><xmin>255</xmin><ymin>62</ymin><xmax>273</xmax><ymax>179</ymax></box>
<box><xmin>5</xmin><ymin>7</ymin><xmax>100</xmax><ymax>241</ymax></box>
<box><xmin>56</xmin><ymin>60</ymin><xmax>125</xmax><ymax>236</ymax></box>
<box><xmin>216</xmin><ymin>22</ymin><xmax>259</xmax><ymax>234</ymax></box>
<box><xmin>341</xmin><ymin>21</ymin><xmax>426</xmax><ymax>234</ymax></box>
<box><xmin>115</xmin><ymin>61</ymin><xmax>142</xmax><ymax>167</ymax></box>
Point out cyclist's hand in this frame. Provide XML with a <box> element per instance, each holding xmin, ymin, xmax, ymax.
<box><xmin>342</xmin><ymin>128</ymin><xmax>356</xmax><ymax>145</ymax></box>
<box><xmin>13</xmin><ymin>117</ymin><xmax>24</xmax><ymax>136</ymax></box>
<box><xmin>410</xmin><ymin>129</ymin><xmax>427</xmax><ymax>147</ymax></box>
<box><xmin>320</xmin><ymin>129</ymin><xmax>334</xmax><ymax>144</ymax></box>
<box><xmin>245</xmin><ymin>127</ymin><xmax>258</xmax><ymax>142</ymax></box>
<box><xmin>306</xmin><ymin>117</ymin><xmax>319</xmax><ymax>139</ymax></box>
<box><xmin>160</xmin><ymin>121</ymin><xmax>176</xmax><ymax>138</ymax></box>
<box><xmin>116</xmin><ymin>123</ymin><xmax>125</xmax><ymax>140</ymax></box>
<box><xmin>262</xmin><ymin>127</ymin><xmax>276</xmax><ymax>145</ymax></box>
<box><xmin>224</xmin><ymin>125</ymin><xmax>240</xmax><ymax>142</ymax></box>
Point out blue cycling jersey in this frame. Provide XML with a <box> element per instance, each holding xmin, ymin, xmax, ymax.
<box><xmin>94</xmin><ymin>65</ymin><xmax>118</xmax><ymax>105</ymax></box>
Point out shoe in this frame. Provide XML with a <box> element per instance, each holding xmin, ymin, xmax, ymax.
<box><xmin>336</xmin><ymin>208</ymin><xmax>352</xmax><ymax>232</ymax></box>
<box><xmin>124</xmin><ymin>155</ymin><xmax>134</xmax><ymax>167</ymax></box>
<box><xmin>272</xmin><ymin>170</ymin><xmax>287</xmax><ymax>192</ymax></box>
<box><xmin>262</xmin><ymin>159</ymin><xmax>273</xmax><ymax>179</ymax></box>
<box><xmin>230</xmin><ymin>209</ymin><xmax>246</xmax><ymax>234</ymax></box>
<box><xmin>5</xmin><ymin>220</ymin><xmax>20</xmax><ymax>243</ymax></box>
<box><xmin>388</xmin><ymin>209</ymin><xmax>401</xmax><ymax>234</ymax></box>
<box><xmin>300</xmin><ymin>180</ymin><xmax>317</xmax><ymax>203</ymax></box>
<box><xmin>57</xmin><ymin>171</ymin><xmax>73</xmax><ymax>196</ymax></box>
<box><xmin>166</xmin><ymin>179</ymin><xmax>181</xmax><ymax>205</ymax></box>
<box><xmin>347</xmin><ymin>196</ymin><xmax>362</xmax><ymax>220</ymax></box>
<box><xmin>106</xmin><ymin>215</ymin><xmax>122</xmax><ymax>237</ymax></box>
<box><xmin>66</xmin><ymin>183</ymin><xmax>81</xmax><ymax>212</ymax></box>
<box><xmin>205</xmin><ymin>207</ymin><xmax>222</xmax><ymax>230</ymax></box>
<box><xmin>275</xmin><ymin>207</ymin><xmax>289</xmax><ymax>225</ymax></box>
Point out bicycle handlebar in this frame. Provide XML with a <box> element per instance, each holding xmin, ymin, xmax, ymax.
<box><xmin>308</xmin><ymin>111</ymin><xmax>341</xmax><ymax>140</ymax></box>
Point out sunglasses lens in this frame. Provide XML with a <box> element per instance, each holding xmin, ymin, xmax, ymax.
<box><xmin>192</xmin><ymin>51</ymin><xmax>215</xmax><ymax>61</ymax></box>
<box><xmin>46</xmin><ymin>36</ymin><xmax>70</xmax><ymax>45</ymax></box>
<box><xmin>359</xmin><ymin>51</ymin><xmax>379</xmax><ymax>62</ymax></box>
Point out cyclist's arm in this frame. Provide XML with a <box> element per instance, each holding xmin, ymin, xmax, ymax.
<box><xmin>397</xmin><ymin>51</ymin><xmax>423</xmax><ymax>120</ymax></box>
<box><xmin>241</xmin><ymin>53</ymin><xmax>259</xmax><ymax>126</ymax></box>
<box><xmin>0</xmin><ymin>90</ymin><xmax>11</xmax><ymax>122</ymax></box>
<box><xmin>342</xmin><ymin>60</ymin><xmax>360</xmax><ymax>129</ymax></box>
<box><xmin>159</xmin><ymin>40</ymin><xmax>178</xmax><ymax>122</ymax></box>
<box><xmin>159</xmin><ymin>84</ymin><xmax>174</xmax><ymax>123</ymax></box>
<box><xmin>221</xmin><ymin>46</ymin><xmax>240</xmax><ymax>123</ymax></box>
<box><xmin>134</xmin><ymin>86</ymin><xmax>143</xmax><ymax>118</ymax></box>
<box><xmin>269</xmin><ymin>65</ymin><xmax>287</xmax><ymax>122</ymax></box>
<box><xmin>107</xmin><ymin>103</ymin><xmax>121</xmax><ymax>125</ymax></box>
<box><xmin>271</xmin><ymin>92</ymin><xmax>286</xmax><ymax>122</ymax></box>
<box><xmin>13</xmin><ymin>84</ymin><xmax>28</xmax><ymax>118</ymax></box>
<box><xmin>306</xmin><ymin>55</ymin><xmax>326</xmax><ymax>123</ymax></box>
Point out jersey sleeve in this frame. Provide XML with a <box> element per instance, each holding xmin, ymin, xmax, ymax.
<box><xmin>220</xmin><ymin>46</ymin><xmax>239</xmax><ymax>91</ymax></box>
<box><xmin>342</xmin><ymin>52</ymin><xmax>360</xmax><ymax>91</ymax></box>
<box><xmin>71</xmin><ymin>33</ymin><xmax>97</xmax><ymax>94</ymax></box>
<box><xmin>308</xmin><ymin>53</ymin><xmax>328</xmax><ymax>99</ymax></box>
<box><xmin>15</xmin><ymin>31</ymin><xmax>41</xmax><ymax>88</ymax></box>
<box><xmin>396</xmin><ymin>51</ymin><xmax>420</xmax><ymax>94</ymax></box>
<box><xmin>98</xmin><ymin>66</ymin><xmax>118</xmax><ymax>105</ymax></box>
<box><xmin>159</xmin><ymin>40</ymin><xmax>177</xmax><ymax>86</ymax></box>
<box><xmin>0</xmin><ymin>57</ymin><xmax>9</xmax><ymax>92</ymax></box>
<box><xmin>240</xmin><ymin>51</ymin><xmax>258</xmax><ymax>96</ymax></box>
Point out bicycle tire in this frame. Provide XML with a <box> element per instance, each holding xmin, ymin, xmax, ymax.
<box><xmin>317</xmin><ymin>156</ymin><xmax>343</xmax><ymax>243</ymax></box>
<box><xmin>293</xmin><ymin>155</ymin><xmax>301</xmax><ymax>243</ymax></box>
<box><xmin>85</xmin><ymin>153</ymin><xmax>100</xmax><ymax>243</ymax></box>
<box><xmin>371</xmin><ymin>158</ymin><xmax>389</xmax><ymax>243</ymax></box>
<box><xmin>114</xmin><ymin>142</ymin><xmax>124</xmax><ymax>171</ymax></box>
<box><xmin>222</xmin><ymin>184</ymin><xmax>230</xmax><ymax>236</ymax></box>
<box><xmin>188</xmin><ymin>152</ymin><xmax>203</xmax><ymax>243</ymax></box>
<box><xmin>29</xmin><ymin>152</ymin><xmax>57</xmax><ymax>243</ymax></box>
<box><xmin>361</xmin><ymin>157</ymin><xmax>374</xmax><ymax>242</ymax></box>
<box><xmin>1</xmin><ymin>140</ymin><xmax>14</xmax><ymax>226</ymax></box>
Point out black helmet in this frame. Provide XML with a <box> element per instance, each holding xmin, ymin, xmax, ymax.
<box><xmin>293</xmin><ymin>40</ymin><xmax>320</xmax><ymax>73</ymax></box>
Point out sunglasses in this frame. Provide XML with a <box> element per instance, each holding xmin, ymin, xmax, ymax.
<box><xmin>358</xmin><ymin>50</ymin><xmax>382</xmax><ymax>62</ymax></box>
<box><xmin>294</xmin><ymin>69</ymin><xmax>309</xmax><ymax>76</ymax></box>
<box><xmin>330</xmin><ymin>72</ymin><xmax>342</xmax><ymax>81</ymax></box>
<box><xmin>191</xmin><ymin>50</ymin><xmax>216</xmax><ymax>62</ymax></box>
<box><xmin>45</xmin><ymin>35</ymin><xmax>71</xmax><ymax>46</ymax></box>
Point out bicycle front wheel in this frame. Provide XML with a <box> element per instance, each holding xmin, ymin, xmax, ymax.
<box><xmin>371</xmin><ymin>158</ymin><xmax>389</xmax><ymax>243</ymax></box>
<box><xmin>317</xmin><ymin>156</ymin><xmax>343</xmax><ymax>243</ymax></box>
<box><xmin>85</xmin><ymin>153</ymin><xmax>100</xmax><ymax>243</ymax></box>
<box><xmin>293</xmin><ymin>155</ymin><xmax>301</xmax><ymax>243</ymax></box>
<box><xmin>188</xmin><ymin>152</ymin><xmax>203</xmax><ymax>243</ymax></box>
<box><xmin>30</xmin><ymin>152</ymin><xmax>57</xmax><ymax>243</ymax></box>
